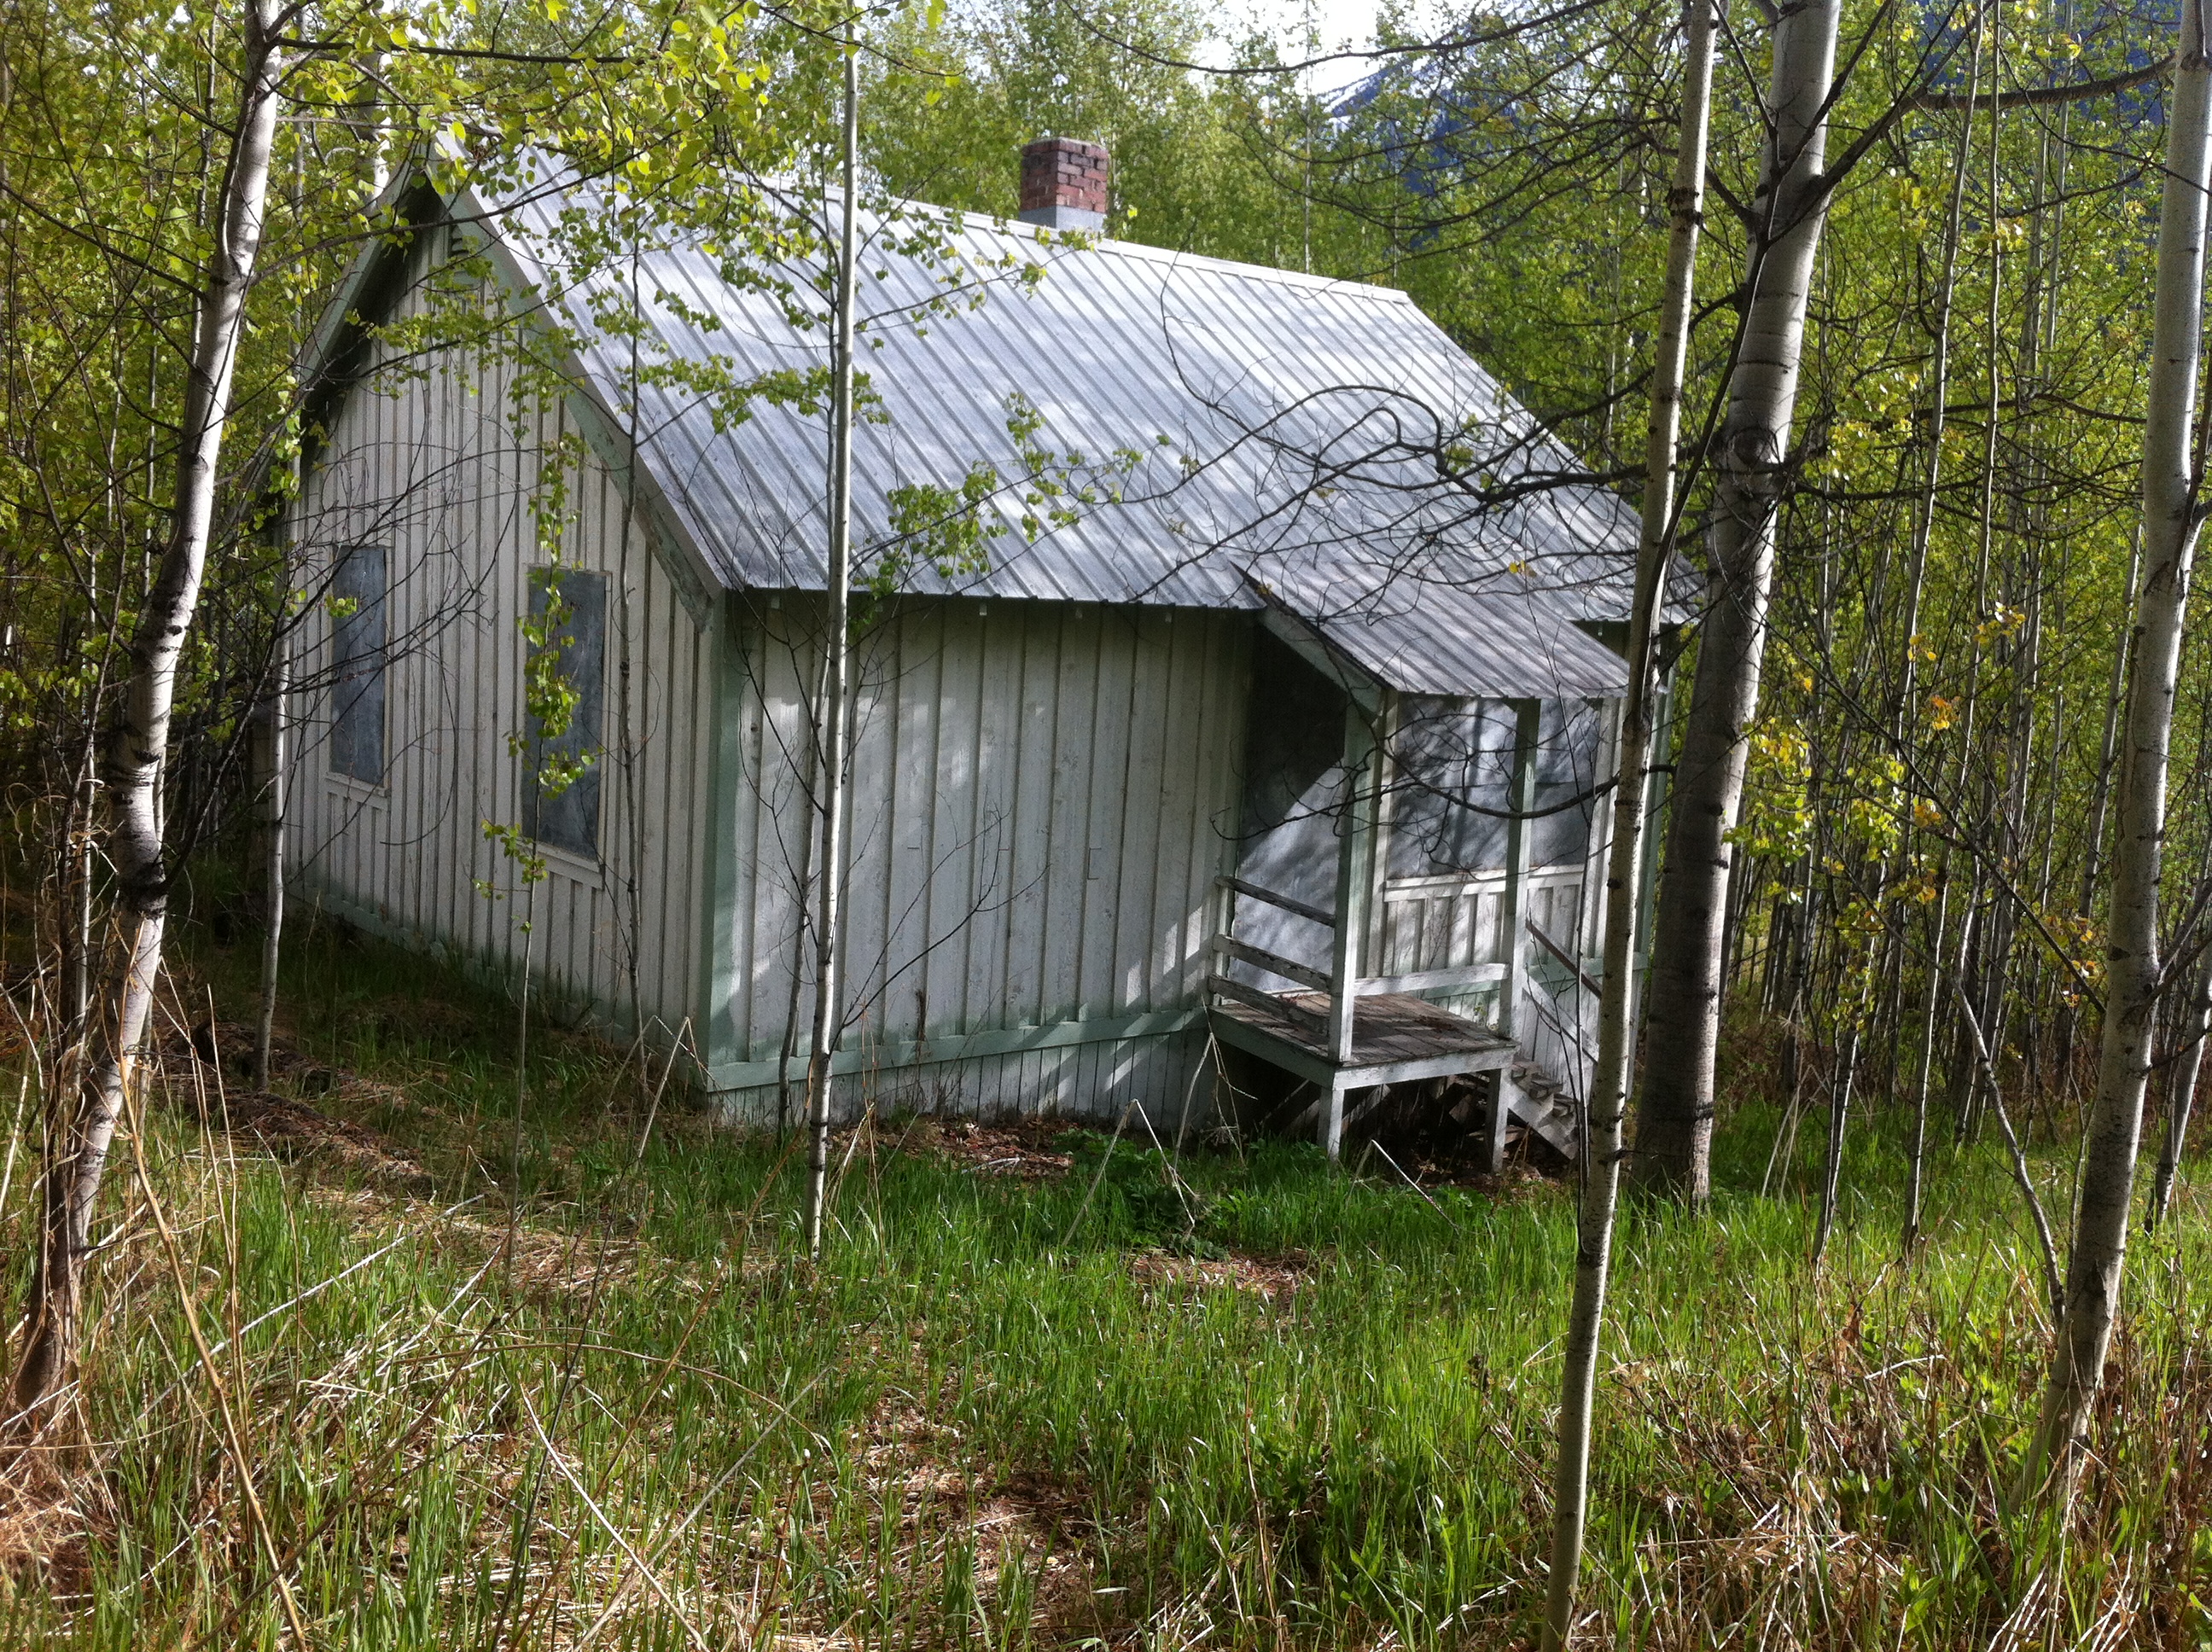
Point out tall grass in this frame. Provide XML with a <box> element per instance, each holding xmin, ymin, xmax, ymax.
<box><xmin>2</xmin><ymin>914</ymin><xmax>2209</xmax><ymax>1648</ymax></box>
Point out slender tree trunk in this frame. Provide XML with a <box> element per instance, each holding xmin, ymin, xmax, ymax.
<box><xmin>2021</xmin><ymin>0</ymin><xmax>2212</xmax><ymax>1500</ymax></box>
<box><xmin>1631</xmin><ymin>0</ymin><xmax>1842</xmax><ymax>1201</ymax></box>
<box><xmin>2059</xmin><ymin>534</ymin><xmax>2139</xmax><ymax>1091</ymax></box>
<box><xmin>1903</xmin><ymin>880</ymin><xmax>1950</xmax><ymax>1245</ymax></box>
<box><xmin>800</xmin><ymin>41</ymin><xmax>860</xmax><ymax>1261</ymax></box>
<box><xmin>1900</xmin><ymin>73</ymin><xmax>1980</xmax><ymax>1248</ymax></box>
<box><xmin>1540</xmin><ymin>4</ymin><xmax>1713</xmax><ymax>1642</ymax></box>
<box><xmin>9</xmin><ymin>0</ymin><xmax>286</xmax><ymax>1423</ymax></box>
<box><xmin>777</xmin><ymin>705</ymin><xmax>820</xmax><ymax>1142</ymax></box>
<box><xmin>253</xmin><ymin>649</ymin><xmax>288</xmax><ymax>1091</ymax></box>
<box><xmin>1952</xmin><ymin>976</ymin><xmax>2065</xmax><ymax>1317</ymax></box>
<box><xmin>2079</xmin><ymin>531</ymin><xmax>2142</xmax><ymax>916</ymax></box>
<box><xmin>62</xmin><ymin>712</ymin><xmax>98</xmax><ymax>1052</ymax></box>
<box><xmin>1812</xmin><ymin>1020</ymin><xmax>1860</xmax><ymax>1264</ymax></box>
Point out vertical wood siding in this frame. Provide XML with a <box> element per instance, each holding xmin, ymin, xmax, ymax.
<box><xmin>718</xmin><ymin>599</ymin><xmax>1249</xmax><ymax>1120</ymax></box>
<box><xmin>288</xmin><ymin>233</ymin><xmax>715</xmax><ymax>1046</ymax></box>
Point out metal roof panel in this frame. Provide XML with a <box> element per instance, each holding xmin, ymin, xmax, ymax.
<box><xmin>477</xmin><ymin>176</ymin><xmax>1642</xmax><ymax>696</ymax></box>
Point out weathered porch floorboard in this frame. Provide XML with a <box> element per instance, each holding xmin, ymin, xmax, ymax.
<box><xmin>1208</xmin><ymin>990</ymin><xmax>1516</xmax><ymax>1093</ymax></box>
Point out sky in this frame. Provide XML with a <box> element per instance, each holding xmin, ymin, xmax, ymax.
<box><xmin>1208</xmin><ymin>0</ymin><xmax>1392</xmax><ymax>97</ymax></box>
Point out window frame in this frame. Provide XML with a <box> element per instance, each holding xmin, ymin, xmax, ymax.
<box><xmin>520</xmin><ymin>566</ymin><xmax>609</xmax><ymax>859</ymax></box>
<box><xmin>328</xmin><ymin>544</ymin><xmax>389</xmax><ymax>786</ymax></box>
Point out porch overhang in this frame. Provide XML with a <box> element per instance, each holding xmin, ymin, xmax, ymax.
<box><xmin>1248</xmin><ymin>574</ymin><xmax>1628</xmax><ymax>703</ymax></box>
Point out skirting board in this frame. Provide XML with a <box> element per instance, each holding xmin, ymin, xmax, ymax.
<box><xmin>711</xmin><ymin>1021</ymin><xmax>1217</xmax><ymax>1127</ymax></box>
<box><xmin>703</xmin><ymin>1006</ymin><xmax>1205</xmax><ymax>1091</ymax></box>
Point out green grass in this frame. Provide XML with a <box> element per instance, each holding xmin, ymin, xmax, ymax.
<box><xmin>3</xmin><ymin>912</ymin><xmax>2211</xmax><ymax>1648</ymax></box>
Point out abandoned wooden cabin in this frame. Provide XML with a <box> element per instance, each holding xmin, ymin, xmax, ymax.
<box><xmin>282</xmin><ymin>139</ymin><xmax>1653</xmax><ymax>1155</ymax></box>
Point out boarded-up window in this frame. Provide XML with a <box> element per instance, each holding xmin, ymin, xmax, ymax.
<box><xmin>522</xmin><ymin>568</ymin><xmax>607</xmax><ymax>857</ymax></box>
<box><xmin>329</xmin><ymin>544</ymin><xmax>387</xmax><ymax>783</ymax></box>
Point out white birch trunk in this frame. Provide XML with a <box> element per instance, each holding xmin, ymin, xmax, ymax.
<box><xmin>2023</xmin><ymin>0</ymin><xmax>2212</xmax><ymax>1498</ymax></box>
<box><xmin>253</xmin><ymin>649</ymin><xmax>288</xmax><ymax>1091</ymax></box>
<box><xmin>1630</xmin><ymin>0</ymin><xmax>1842</xmax><ymax>1201</ymax></box>
<box><xmin>1899</xmin><ymin>69</ymin><xmax>1977</xmax><ymax>1249</ymax></box>
<box><xmin>801</xmin><ymin>44</ymin><xmax>860</xmax><ymax>1260</ymax></box>
<box><xmin>10</xmin><ymin>0</ymin><xmax>286</xmax><ymax>1420</ymax></box>
<box><xmin>1540</xmin><ymin>3</ymin><xmax>1714</xmax><ymax>1642</ymax></box>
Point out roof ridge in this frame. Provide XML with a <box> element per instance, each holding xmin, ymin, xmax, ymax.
<box><xmin>928</xmin><ymin>201</ymin><xmax>1419</xmax><ymax>305</ymax></box>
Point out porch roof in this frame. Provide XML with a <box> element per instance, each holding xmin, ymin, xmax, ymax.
<box><xmin>1256</xmin><ymin>573</ymin><xmax>1628</xmax><ymax>702</ymax></box>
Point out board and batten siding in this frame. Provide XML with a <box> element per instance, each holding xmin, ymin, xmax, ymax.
<box><xmin>706</xmin><ymin>596</ymin><xmax>1249</xmax><ymax>1124</ymax></box>
<box><xmin>288</xmin><ymin>232</ymin><xmax>719</xmax><ymax>1048</ymax></box>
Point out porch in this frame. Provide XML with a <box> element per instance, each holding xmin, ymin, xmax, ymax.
<box><xmin>1206</xmin><ymin>595</ymin><xmax>1624</xmax><ymax>1162</ymax></box>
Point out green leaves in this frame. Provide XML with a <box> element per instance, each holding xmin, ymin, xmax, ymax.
<box><xmin>874</xmin><ymin>467</ymin><xmax>1004</xmax><ymax>596</ymax></box>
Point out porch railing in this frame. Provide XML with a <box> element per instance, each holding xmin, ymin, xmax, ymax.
<box><xmin>1210</xmin><ymin>875</ymin><xmax>1600</xmax><ymax>1082</ymax></box>
<box><xmin>1208</xmin><ymin>875</ymin><xmax>1508</xmax><ymax>1056</ymax></box>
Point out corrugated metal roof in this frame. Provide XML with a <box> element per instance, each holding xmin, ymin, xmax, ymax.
<box><xmin>1256</xmin><ymin>575</ymin><xmax>1627</xmax><ymax>701</ymax></box>
<box><xmin>473</xmin><ymin>173</ymin><xmax>1640</xmax><ymax>698</ymax></box>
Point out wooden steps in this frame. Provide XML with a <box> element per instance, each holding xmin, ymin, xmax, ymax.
<box><xmin>1503</xmin><ymin>1058</ymin><xmax>1580</xmax><ymax>1158</ymax></box>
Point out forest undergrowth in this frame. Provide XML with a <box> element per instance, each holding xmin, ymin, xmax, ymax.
<box><xmin>3</xmin><ymin>912</ymin><xmax>2210</xmax><ymax>1650</ymax></box>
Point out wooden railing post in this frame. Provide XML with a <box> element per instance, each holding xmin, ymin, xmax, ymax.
<box><xmin>1324</xmin><ymin>703</ymin><xmax>1382</xmax><ymax>1156</ymax></box>
<box><xmin>1500</xmin><ymin>700</ymin><xmax>1541</xmax><ymax>1043</ymax></box>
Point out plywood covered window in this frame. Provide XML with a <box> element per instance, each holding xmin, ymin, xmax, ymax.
<box><xmin>522</xmin><ymin>567</ymin><xmax>607</xmax><ymax>857</ymax></box>
<box><xmin>329</xmin><ymin>544</ymin><xmax>388</xmax><ymax>783</ymax></box>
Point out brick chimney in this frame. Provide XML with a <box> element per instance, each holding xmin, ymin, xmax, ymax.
<box><xmin>1019</xmin><ymin>137</ymin><xmax>1109</xmax><ymax>232</ymax></box>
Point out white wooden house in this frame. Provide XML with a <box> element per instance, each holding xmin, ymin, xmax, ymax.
<box><xmin>284</xmin><ymin>141</ymin><xmax>1647</xmax><ymax>1154</ymax></box>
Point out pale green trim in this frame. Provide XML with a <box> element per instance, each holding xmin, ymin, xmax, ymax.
<box><xmin>704</xmin><ymin>1006</ymin><xmax>1204</xmax><ymax>1092</ymax></box>
<box><xmin>696</xmin><ymin>595</ymin><xmax>748</xmax><ymax>1073</ymax></box>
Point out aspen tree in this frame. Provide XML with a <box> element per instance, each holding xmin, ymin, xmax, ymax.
<box><xmin>253</xmin><ymin>653</ymin><xmax>288</xmax><ymax>1094</ymax></box>
<box><xmin>1898</xmin><ymin>93</ymin><xmax>1972</xmax><ymax>1243</ymax></box>
<box><xmin>9</xmin><ymin>0</ymin><xmax>289</xmax><ymax>1421</ymax></box>
<box><xmin>802</xmin><ymin>33</ymin><xmax>862</xmax><ymax>1260</ymax></box>
<box><xmin>2023</xmin><ymin>0</ymin><xmax>2212</xmax><ymax>1500</ymax></box>
<box><xmin>1630</xmin><ymin>0</ymin><xmax>1843</xmax><ymax>1201</ymax></box>
<box><xmin>1540</xmin><ymin>2</ymin><xmax>1714</xmax><ymax>1642</ymax></box>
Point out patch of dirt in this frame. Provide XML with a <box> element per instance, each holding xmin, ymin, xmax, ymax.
<box><xmin>1127</xmin><ymin>1248</ymin><xmax>1311</xmax><ymax>1302</ymax></box>
<box><xmin>150</xmin><ymin>1014</ymin><xmax>341</xmax><ymax>1097</ymax></box>
<box><xmin>0</xmin><ymin>1454</ymin><xmax>98</xmax><ymax>1602</ymax></box>
<box><xmin>451</xmin><ymin>1211</ymin><xmax>656</xmax><ymax>1303</ymax></box>
<box><xmin>145</xmin><ymin>1008</ymin><xmax>442</xmax><ymax>1193</ymax></box>
<box><xmin>839</xmin><ymin>1388</ymin><xmax>1128</xmax><ymax>1649</ymax></box>
<box><xmin>909</xmin><ymin>1117</ymin><xmax>1075</xmax><ymax>1181</ymax></box>
<box><xmin>215</xmin><ymin>1091</ymin><xmax>437</xmax><ymax>1196</ymax></box>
